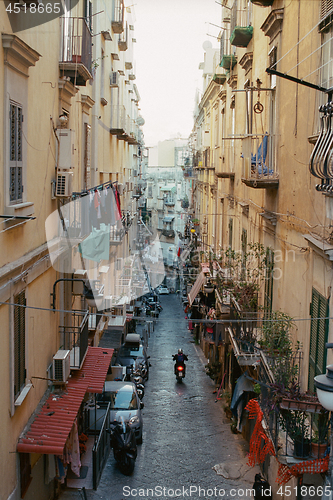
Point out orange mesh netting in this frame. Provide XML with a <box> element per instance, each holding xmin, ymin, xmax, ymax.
<box><xmin>244</xmin><ymin>399</ymin><xmax>330</xmax><ymax>485</ymax></box>
<box><xmin>245</xmin><ymin>399</ymin><xmax>276</xmax><ymax>466</ymax></box>
<box><xmin>277</xmin><ymin>456</ymin><xmax>329</xmax><ymax>485</ymax></box>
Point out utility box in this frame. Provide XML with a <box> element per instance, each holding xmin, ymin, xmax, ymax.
<box><xmin>57</xmin><ymin>129</ymin><xmax>75</xmax><ymax>170</ymax></box>
<box><xmin>72</xmin><ymin>270</ymin><xmax>87</xmax><ymax>295</ymax></box>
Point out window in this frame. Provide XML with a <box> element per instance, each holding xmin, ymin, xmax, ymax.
<box><xmin>308</xmin><ymin>288</ymin><xmax>329</xmax><ymax>393</ymax></box>
<box><xmin>241</xmin><ymin>229</ymin><xmax>247</xmax><ymax>279</ymax></box>
<box><xmin>84</xmin><ymin>123</ymin><xmax>91</xmax><ymax>189</ymax></box>
<box><xmin>320</xmin><ymin>1</ymin><xmax>333</xmax><ymax>90</ymax></box>
<box><xmin>9</xmin><ymin>101</ymin><xmax>23</xmax><ymax>204</ymax></box>
<box><xmin>14</xmin><ymin>291</ymin><xmax>26</xmax><ymax>399</ymax></box>
<box><xmin>228</xmin><ymin>218</ymin><xmax>233</xmax><ymax>250</ymax></box>
<box><xmin>264</xmin><ymin>248</ymin><xmax>274</xmax><ymax>316</ymax></box>
<box><xmin>148</xmin><ymin>185</ymin><xmax>153</xmax><ymax>198</ymax></box>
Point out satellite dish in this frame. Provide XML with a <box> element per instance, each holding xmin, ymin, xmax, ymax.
<box><xmin>136</xmin><ymin>116</ymin><xmax>145</xmax><ymax>126</ymax></box>
<box><xmin>202</xmin><ymin>40</ymin><xmax>212</xmax><ymax>51</ymax></box>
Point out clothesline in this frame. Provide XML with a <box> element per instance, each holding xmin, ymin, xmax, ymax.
<box><xmin>72</xmin><ymin>179</ymin><xmax>118</xmax><ymax>200</ymax></box>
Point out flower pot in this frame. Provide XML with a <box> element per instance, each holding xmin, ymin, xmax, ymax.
<box><xmin>311</xmin><ymin>442</ymin><xmax>328</xmax><ymax>459</ymax></box>
<box><xmin>293</xmin><ymin>439</ymin><xmax>311</xmax><ymax>459</ymax></box>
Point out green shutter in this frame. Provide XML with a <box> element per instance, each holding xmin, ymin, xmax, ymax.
<box><xmin>308</xmin><ymin>288</ymin><xmax>329</xmax><ymax>393</ymax></box>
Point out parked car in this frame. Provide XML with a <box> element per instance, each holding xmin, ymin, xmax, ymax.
<box><xmin>97</xmin><ymin>381</ymin><xmax>144</xmax><ymax>444</ymax></box>
<box><xmin>115</xmin><ymin>334</ymin><xmax>150</xmax><ymax>380</ymax></box>
<box><xmin>157</xmin><ymin>286</ymin><xmax>169</xmax><ymax>295</ymax></box>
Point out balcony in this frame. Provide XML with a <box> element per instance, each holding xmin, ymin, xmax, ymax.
<box><xmin>110</xmin><ymin>105</ymin><xmax>126</xmax><ymax>135</ymax></box>
<box><xmin>118</xmin><ymin>23</ymin><xmax>128</xmax><ymax>51</ymax></box>
<box><xmin>241</xmin><ymin>134</ymin><xmax>279</xmax><ymax>188</ymax></box>
<box><xmin>59</xmin><ymin>310</ymin><xmax>89</xmax><ymax>370</ymax></box>
<box><xmin>220</xmin><ymin>55</ymin><xmax>237</xmax><ymax>71</ymax></box>
<box><xmin>112</xmin><ymin>0</ymin><xmax>124</xmax><ymax>34</ymax></box>
<box><xmin>213</xmin><ymin>66</ymin><xmax>227</xmax><ymax>85</ymax></box>
<box><xmin>110</xmin><ymin>224</ymin><xmax>125</xmax><ymax>245</ymax></box>
<box><xmin>230</xmin><ymin>0</ymin><xmax>253</xmax><ymax>47</ymax></box>
<box><xmin>59</xmin><ymin>17</ymin><xmax>92</xmax><ymax>86</ymax></box>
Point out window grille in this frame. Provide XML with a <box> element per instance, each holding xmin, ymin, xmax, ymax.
<box><xmin>9</xmin><ymin>102</ymin><xmax>23</xmax><ymax>203</ymax></box>
<box><xmin>14</xmin><ymin>290</ymin><xmax>26</xmax><ymax>399</ymax></box>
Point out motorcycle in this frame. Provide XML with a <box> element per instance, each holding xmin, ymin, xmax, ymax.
<box><xmin>128</xmin><ymin>361</ymin><xmax>145</xmax><ymax>400</ymax></box>
<box><xmin>109</xmin><ymin>418</ymin><xmax>137</xmax><ymax>475</ymax></box>
<box><xmin>172</xmin><ymin>354</ymin><xmax>187</xmax><ymax>383</ymax></box>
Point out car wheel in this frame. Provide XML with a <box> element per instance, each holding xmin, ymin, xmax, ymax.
<box><xmin>137</xmin><ymin>433</ymin><xmax>143</xmax><ymax>445</ymax></box>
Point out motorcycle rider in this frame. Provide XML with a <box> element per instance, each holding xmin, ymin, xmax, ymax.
<box><xmin>172</xmin><ymin>349</ymin><xmax>188</xmax><ymax>375</ymax></box>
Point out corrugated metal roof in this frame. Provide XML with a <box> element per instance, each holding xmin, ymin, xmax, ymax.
<box><xmin>17</xmin><ymin>347</ymin><xmax>113</xmax><ymax>455</ymax></box>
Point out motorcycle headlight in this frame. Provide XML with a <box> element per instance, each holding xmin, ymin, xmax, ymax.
<box><xmin>129</xmin><ymin>416</ymin><xmax>139</xmax><ymax>425</ymax></box>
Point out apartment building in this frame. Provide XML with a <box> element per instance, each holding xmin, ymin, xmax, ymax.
<box><xmin>0</xmin><ymin>1</ymin><xmax>144</xmax><ymax>498</ymax></box>
<box><xmin>190</xmin><ymin>0</ymin><xmax>333</xmax><ymax>492</ymax></box>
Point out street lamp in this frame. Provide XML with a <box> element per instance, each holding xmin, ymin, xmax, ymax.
<box><xmin>314</xmin><ymin>343</ymin><xmax>333</xmax><ymax>411</ymax></box>
<box><xmin>314</xmin><ymin>343</ymin><xmax>333</xmax><ymax>488</ymax></box>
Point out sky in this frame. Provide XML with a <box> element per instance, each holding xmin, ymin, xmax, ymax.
<box><xmin>131</xmin><ymin>0</ymin><xmax>221</xmax><ymax>148</ymax></box>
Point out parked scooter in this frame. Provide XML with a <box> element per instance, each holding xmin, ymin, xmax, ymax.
<box><xmin>128</xmin><ymin>360</ymin><xmax>145</xmax><ymax>400</ymax></box>
<box><xmin>172</xmin><ymin>349</ymin><xmax>188</xmax><ymax>383</ymax></box>
<box><xmin>109</xmin><ymin>417</ymin><xmax>137</xmax><ymax>475</ymax></box>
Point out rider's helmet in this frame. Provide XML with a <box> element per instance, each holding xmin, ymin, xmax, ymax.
<box><xmin>178</xmin><ymin>348</ymin><xmax>183</xmax><ymax>354</ymax></box>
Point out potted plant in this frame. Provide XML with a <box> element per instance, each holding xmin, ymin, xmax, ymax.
<box><xmin>259</xmin><ymin>311</ymin><xmax>294</xmax><ymax>358</ymax></box>
<box><xmin>311</xmin><ymin>410</ymin><xmax>329</xmax><ymax>458</ymax></box>
<box><xmin>280</xmin><ymin>409</ymin><xmax>311</xmax><ymax>459</ymax></box>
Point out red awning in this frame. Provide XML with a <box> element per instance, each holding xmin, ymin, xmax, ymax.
<box><xmin>188</xmin><ymin>272</ymin><xmax>205</xmax><ymax>306</ymax></box>
<box><xmin>17</xmin><ymin>346</ymin><xmax>113</xmax><ymax>455</ymax></box>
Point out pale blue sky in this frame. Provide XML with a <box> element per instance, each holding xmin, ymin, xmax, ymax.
<box><xmin>132</xmin><ymin>0</ymin><xmax>221</xmax><ymax>147</ymax></box>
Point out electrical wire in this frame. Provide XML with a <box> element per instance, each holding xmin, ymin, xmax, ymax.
<box><xmin>0</xmin><ymin>298</ymin><xmax>331</xmax><ymax>324</ymax></box>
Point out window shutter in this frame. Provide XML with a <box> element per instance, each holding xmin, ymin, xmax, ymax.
<box><xmin>321</xmin><ymin>0</ymin><xmax>333</xmax><ymax>20</ymax></box>
<box><xmin>308</xmin><ymin>288</ymin><xmax>329</xmax><ymax>392</ymax></box>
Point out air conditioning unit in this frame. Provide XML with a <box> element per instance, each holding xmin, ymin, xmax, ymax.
<box><xmin>110</xmin><ymin>71</ymin><xmax>119</xmax><ymax>87</ymax></box>
<box><xmin>56</xmin><ymin>171</ymin><xmax>73</xmax><ymax>197</ymax></box>
<box><xmin>53</xmin><ymin>349</ymin><xmax>71</xmax><ymax>383</ymax></box>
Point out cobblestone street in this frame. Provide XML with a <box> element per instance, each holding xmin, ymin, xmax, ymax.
<box><xmin>59</xmin><ymin>294</ymin><xmax>260</xmax><ymax>500</ymax></box>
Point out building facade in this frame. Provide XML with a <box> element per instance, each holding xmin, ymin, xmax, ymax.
<box><xmin>189</xmin><ymin>0</ymin><xmax>333</xmax><ymax>493</ymax></box>
<box><xmin>0</xmin><ymin>1</ymin><xmax>144</xmax><ymax>498</ymax></box>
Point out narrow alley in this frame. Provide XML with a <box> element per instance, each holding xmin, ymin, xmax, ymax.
<box><xmin>59</xmin><ymin>294</ymin><xmax>259</xmax><ymax>500</ymax></box>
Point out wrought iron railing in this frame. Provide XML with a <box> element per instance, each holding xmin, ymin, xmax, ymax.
<box><xmin>59</xmin><ymin>310</ymin><xmax>89</xmax><ymax>369</ymax></box>
<box><xmin>242</xmin><ymin>134</ymin><xmax>277</xmax><ymax>180</ymax></box>
<box><xmin>230</xmin><ymin>0</ymin><xmax>252</xmax><ymax>32</ymax></box>
<box><xmin>60</xmin><ymin>17</ymin><xmax>92</xmax><ymax>73</ymax></box>
<box><xmin>92</xmin><ymin>402</ymin><xmax>111</xmax><ymax>490</ymax></box>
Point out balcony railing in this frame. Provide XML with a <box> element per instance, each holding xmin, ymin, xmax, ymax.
<box><xmin>110</xmin><ymin>224</ymin><xmax>125</xmax><ymax>244</ymax></box>
<box><xmin>118</xmin><ymin>22</ymin><xmax>128</xmax><ymax>51</ymax></box>
<box><xmin>60</xmin><ymin>310</ymin><xmax>89</xmax><ymax>370</ymax></box>
<box><xmin>110</xmin><ymin>105</ymin><xmax>126</xmax><ymax>135</ymax></box>
<box><xmin>59</xmin><ymin>17</ymin><xmax>92</xmax><ymax>85</ymax></box>
<box><xmin>112</xmin><ymin>0</ymin><xmax>124</xmax><ymax>33</ymax></box>
<box><xmin>230</xmin><ymin>0</ymin><xmax>253</xmax><ymax>47</ymax></box>
<box><xmin>242</xmin><ymin>134</ymin><xmax>279</xmax><ymax>188</ymax></box>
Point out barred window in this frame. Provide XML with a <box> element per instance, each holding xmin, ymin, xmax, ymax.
<box><xmin>9</xmin><ymin>101</ymin><xmax>23</xmax><ymax>203</ymax></box>
<box><xmin>14</xmin><ymin>290</ymin><xmax>26</xmax><ymax>399</ymax></box>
